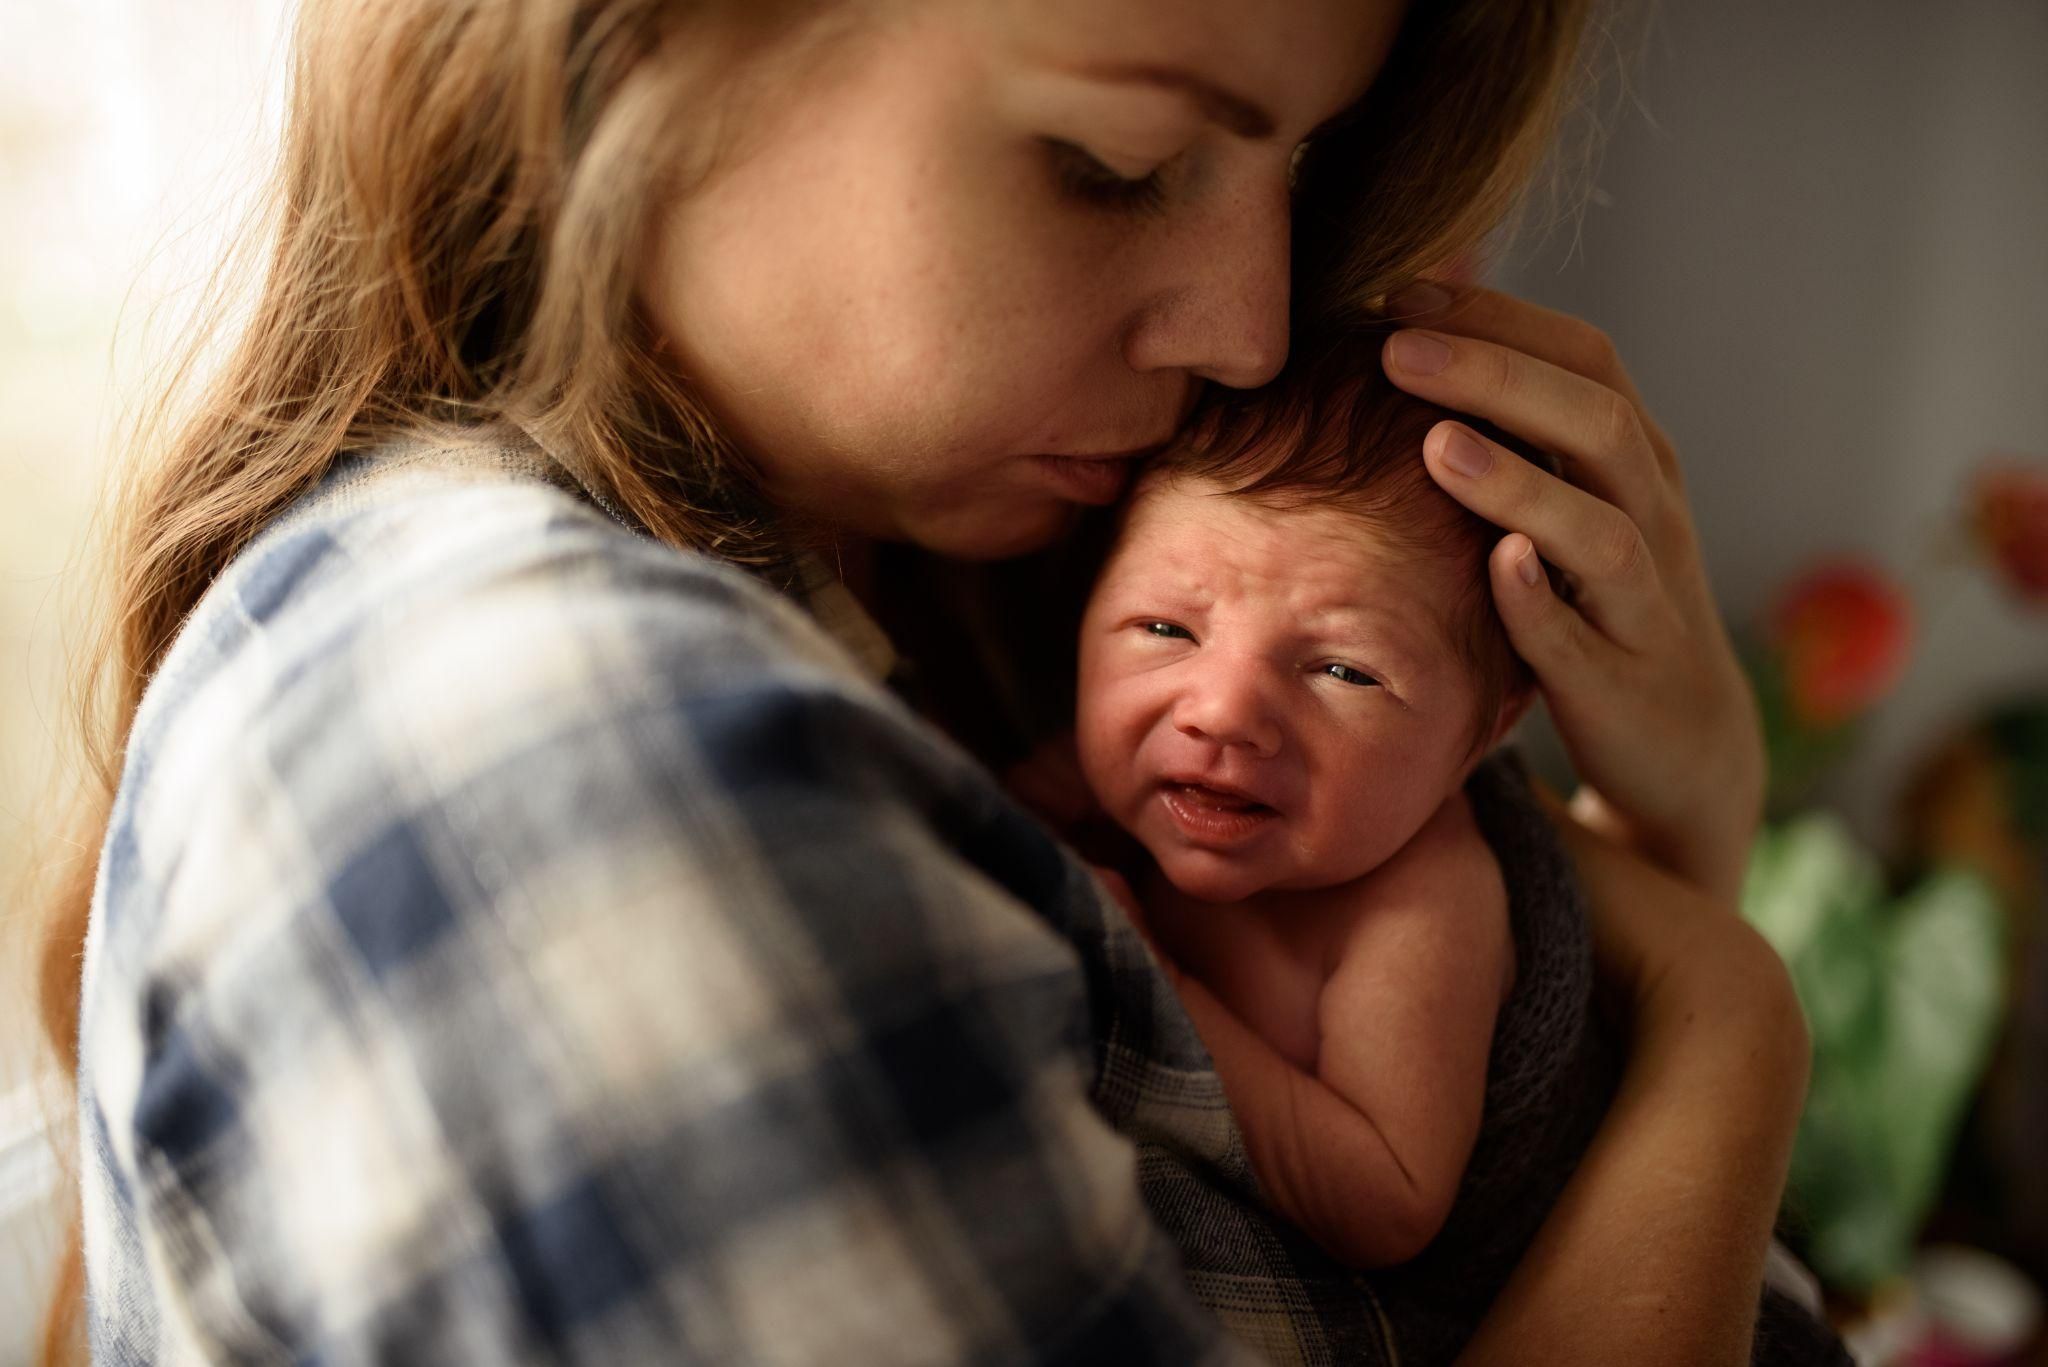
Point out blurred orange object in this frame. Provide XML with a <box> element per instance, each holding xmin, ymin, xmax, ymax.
<box><xmin>1769</xmin><ymin>561</ymin><xmax>1915</xmax><ymax>728</ymax></box>
<box><xmin>1972</xmin><ymin>461</ymin><xmax>2048</xmax><ymax>607</ymax></box>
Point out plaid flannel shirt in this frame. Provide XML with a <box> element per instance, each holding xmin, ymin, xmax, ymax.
<box><xmin>78</xmin><ymin>430</ymin><xmax>1365</xmax><ymax>1365</ymax></box>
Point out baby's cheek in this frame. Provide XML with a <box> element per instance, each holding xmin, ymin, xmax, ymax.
<box><xmin>1302</xmin><ymin>779</ymin><xmax>1403</xmax><ymax>881</ymax></box>
<box><xmin>1072</xmin><ymin>643</ymin><xmax>1116</xmax><ymax>759</ymax></box>
<box><xmin>1070</xmin><ymin>691</ymin><xmax>1116</xmax><ymax>802</ymax></box>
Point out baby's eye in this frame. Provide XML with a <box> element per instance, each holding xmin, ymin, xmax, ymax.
<box><xmin>1322</xmin><ymin>663</ymin><xmax>1381</xmax><ymax>688</ymax></box>
<box><xmin>1141</xmin><ymin>621</ymin><xmax>1194</xmax><ymax>641</ymax></box>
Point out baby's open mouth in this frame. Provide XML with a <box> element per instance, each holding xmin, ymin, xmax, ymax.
<box><xmin>1157</xmin><ymin>781</ymin><xmax>1278</xmax><ymax>845</ymax></box>
<box><xmin>1165</xmin><ymin>781</ymin><xmax>1273</xmax><ymax>814</ymax></box>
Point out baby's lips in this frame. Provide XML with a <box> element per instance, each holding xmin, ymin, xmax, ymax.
<box><xmin>1156</xmin><ymin>772</ymin><xmax>1282</xmax><ymax>814</ymax></box>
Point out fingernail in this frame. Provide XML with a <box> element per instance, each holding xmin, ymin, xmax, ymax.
<box><xmin>1389</xmin><ymin>330</ymin><xmax>1452</xmax><ymax>376</ymax></box>
<box><xmin>1391</xmin><ymin>282</ymin><xmax>1452</xmax><ymax>317</ymax></box>
<box><xmin>1516</xmin><ymin>543</ymin><xmax>1543</xmax><ymax>587</ymax></box>
<box><xmin>1436</xmin><ymin>424</ymin><xmax>1492</xmax><ymax>478</ymax></box>
<box><xmin>1392</xmin><ymin>327</ymin><xmax>1458</xmax><ymax>377</ymax></box>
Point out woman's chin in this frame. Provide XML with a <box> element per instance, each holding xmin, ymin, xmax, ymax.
<box><xmin>903</xmin><ymin>496</ymin><xmax>1077</xmax><ymax>561</ymax></box>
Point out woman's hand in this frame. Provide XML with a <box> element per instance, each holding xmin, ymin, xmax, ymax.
<box><xmin>1381</xmin><ymin>284</ymin><xmax>1764</xmax><ymax>903</ymax></box>
<box><xmin>1460</xmin><ymin>795</ymin><xmax>1811</xmax><ymax>1367</ymax></box>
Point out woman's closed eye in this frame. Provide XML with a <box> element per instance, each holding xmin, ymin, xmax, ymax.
<box><xmin>1043</xmin><ymin>139</ymin><xmax>1168</xmax><ymax>213</ymax></box>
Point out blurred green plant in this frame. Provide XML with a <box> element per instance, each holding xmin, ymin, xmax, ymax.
<box><xmin>1733</xmin><ymin>465</ymin><xmax>2048</xmax><ymax>1298</ymax></box>
<box><xmin>1744</xmin><ymin>816</ymin><xmax>2005</xmax><ymax>1293</ymax></box>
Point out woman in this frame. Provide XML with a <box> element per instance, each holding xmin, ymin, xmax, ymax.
<box><xmin>33</xmin><ymin>0</ymin><xmax>1809</xmax><ymax>1361</ymax></box>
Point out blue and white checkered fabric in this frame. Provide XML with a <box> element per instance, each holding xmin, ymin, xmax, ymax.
<box><xmin>76</xmin><ymin>431</ymin><xmax>1287</xmax><ymax>1365</ymax></box>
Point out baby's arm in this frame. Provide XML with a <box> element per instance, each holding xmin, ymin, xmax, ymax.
<box><xmin>1166</xmin><ymin>792</ymin><xmax>1514</xmax><ymax>1268</ymax></box>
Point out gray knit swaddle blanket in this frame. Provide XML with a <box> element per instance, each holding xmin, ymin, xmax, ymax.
<box><xmin>1124</xmin><ymin>752</ymin><xmax>1849</xmax><ymax>1365</ymax></box>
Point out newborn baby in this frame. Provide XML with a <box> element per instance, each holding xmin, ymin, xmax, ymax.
<box><xmin>1074</xmin><ymin>338</ymin><xmax>1539</xmax><ymax>1277</ymax></box>
<box><xmin>1054</xmin><ymin>331</ymin><xmax>1845</xmax><ymax>1366</ymax></box>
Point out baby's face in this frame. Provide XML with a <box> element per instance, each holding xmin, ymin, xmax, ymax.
<box><xmin>1077</xmin><ymin>476</ymin><xmax>1486</xmax><ymax>904</ymax></box>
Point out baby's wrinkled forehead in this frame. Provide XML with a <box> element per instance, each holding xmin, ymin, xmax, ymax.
<box><xmin>1119</xmin><ymin>467</ymin><xmax>1476</xmax><ymax>583</ymax></box>
<box><xmin>1106</xmin><ymin>472</ymin><xmax>1476</xmax><ymax>638</ymax></box>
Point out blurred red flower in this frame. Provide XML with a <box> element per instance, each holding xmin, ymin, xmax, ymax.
<box><xmin>1769</xmin><ymin>562</ymin><xmax>1914</xmax><ymax>728</ymax></box>
<box><xmin>1973</xmin><ymin>461</ymin><xmax>2048</xmax><ymax>607</ymax></box>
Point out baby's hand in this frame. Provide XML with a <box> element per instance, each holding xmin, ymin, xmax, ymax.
<box><xmin>1003</xmin><ymin>730</ymin><xmax>1099</xmax><ymax>833</ymax></box>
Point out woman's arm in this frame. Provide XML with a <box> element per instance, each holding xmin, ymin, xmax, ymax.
<box><xmin>1382</xmin><ymin>284</ymin><xmax>1766</xmax><ymax>903</ymax></box>
<box><xmin>1383</xmin><ymin>293</ymin><xmax>1816</xmax><ymax>1360</ymax></box>
<box><xmin>1457</xmin><ymin>813</ymin><xmax>1811</xmax><ymax>1367</ymax></box>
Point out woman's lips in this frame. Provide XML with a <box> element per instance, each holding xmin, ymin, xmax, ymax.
<box><xmin>1031</xmin><ymin>453</ymin><xmax>1135</xmax><ymax>505</ymax></box>
<box><xmin>1157</xmin><ymin>780</ymin><xmax>1278</xmax><ymax>846</ymax></box>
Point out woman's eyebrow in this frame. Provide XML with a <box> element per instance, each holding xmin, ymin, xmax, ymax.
<box><xmin>1067</xmin><ymin>62</ymin><xmax>1277</xmax><ymax>139</ymax></box>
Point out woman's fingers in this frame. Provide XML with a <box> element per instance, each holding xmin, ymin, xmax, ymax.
<box><xmin>1386</xmin><ymin>283</ymin><xmax>1686</xmax><ymax>489</ymax></box>
<box><xmin>1388</xmin><ymin>281</ymin><xmax>1643</xmax><ymax>405</ymax></box>
<box><xmin>1384</xmin><ymin>329</ymin><xmax>1675</xmax><ymax>541</ymax></box>
<box><xmin>1486</xmin><ymin>532</ymin><xmax>1602</xmax><ymax>674</ymax></box>
<box><xmin>1423</xmin><ymin>420</ymin><xmax>1667</xmax><ymax>647</ymax></box>
<box><xmin>1381</xmin><ymin>283</ymin><xmax>1768</xmax><ymax>899</ymax></box>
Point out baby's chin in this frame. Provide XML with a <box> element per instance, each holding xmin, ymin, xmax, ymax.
<box><xmin>1148</xmin><ymin>845</ymin><xmax>1287</xmax><ymax>905</ymax></box>
<box><xmin>1148</xmin><ymin>837</ymin><xmax>1377</xmax><ymax>905</ymax></box>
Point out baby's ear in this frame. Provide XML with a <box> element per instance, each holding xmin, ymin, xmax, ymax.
<box><xmin>1476</xmin><ymin>684</ymin><xmax>1538</xmax><ymax>761</ymax></box>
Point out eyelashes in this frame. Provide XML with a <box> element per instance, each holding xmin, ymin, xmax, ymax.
<box><xmin>1136</xmin><ymin>622</ymin><xmax>1383</xmax><ymax>689</ymax></box>
<box><xmin>1321</xmin><ymin>663</ymin><xmax>1381</xmax><ymax>688</ymax></box>
<box><xmin>1042</xmin><ymin>139</ymin><xmax>1168</xmax><ymax>214</ymax></box>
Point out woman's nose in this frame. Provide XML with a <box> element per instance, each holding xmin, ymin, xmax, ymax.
<box><xmin>1171</xmin><ymin>671</ymin><xmax>1283</xmax><ymax>758</ymax></box>
<box><xmin>1123</xmin><ymin>173</ymin><xmax>1291</xmax><ymax>391</ymax></box>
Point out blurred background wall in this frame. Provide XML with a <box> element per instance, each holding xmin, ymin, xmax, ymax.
<box><xmin>1</xmin><ymin>1</ymin><xmax>2042</xmax><ymax>1362</ymax></box>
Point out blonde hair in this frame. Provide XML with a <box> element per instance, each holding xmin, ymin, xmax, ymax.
<box><xmin>28</xmin><ymin>0</ymin><xmax>1596</xmax><ymax>1359</ymax></box>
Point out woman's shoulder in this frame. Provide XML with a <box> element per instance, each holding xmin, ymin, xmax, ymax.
<box><xmin>133</xmin><ymin>434</ymin><xmax>875</xmax><ymax>783</ymax></box>
<box><xmin>75</xmin><ymin>441</ymin><xmax>1253</xmax><ymax>1365</ymax></box>
<box><xmin>100</xmin><ymin>430</ymin><xmax>976</xmax><ymax>973</ymax></box>
<box><xmin>229</xmin><ymin>433</ymin><xmax>861</xmax><ymax>692</ymax></box>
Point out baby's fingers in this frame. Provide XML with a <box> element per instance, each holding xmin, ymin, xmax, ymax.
<box><xmin>1425</xmin><ymin>421</ymin><xmax>1664</xmax><ymax>648</ymax></box>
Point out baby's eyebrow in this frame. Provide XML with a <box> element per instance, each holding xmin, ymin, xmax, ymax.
<box><xmin>1301</xmin><ymin>606</ymin><xmax>1435</xmax><ymax>670</ymax></box>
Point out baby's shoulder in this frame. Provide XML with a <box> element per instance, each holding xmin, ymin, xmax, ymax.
<box><xmin>1351</xmin><ymin>790</ymin><xmax>1505</xmax><ymax>907</ymax></box>
<box><xmin>1321</xmin><ymin>792</ymin><xmax>1514</xmax><ymax>994</ymax></box>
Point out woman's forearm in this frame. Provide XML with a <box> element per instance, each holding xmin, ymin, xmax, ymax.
<box><xmin>1458</xmin><ymin>843</ymin><xmax>1810</xmax><ymax>1366</ymax></box>
<box><xmin>1568</xmin><ymin>783</ymin><xmax>1760</xmax><ymax>909</ymax></box>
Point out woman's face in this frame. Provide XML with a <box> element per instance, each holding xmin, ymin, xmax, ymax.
<box><xmin>641</xmin><ymin>0</ymin><xmax>1407</xmax><ymax>558</ymax></box>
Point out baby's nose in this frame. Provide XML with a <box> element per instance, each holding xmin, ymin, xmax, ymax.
<box><xmin>1171</xmin><ymin>672</ymin><xmax>1283</xmax><ymax>758</ymax></box>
